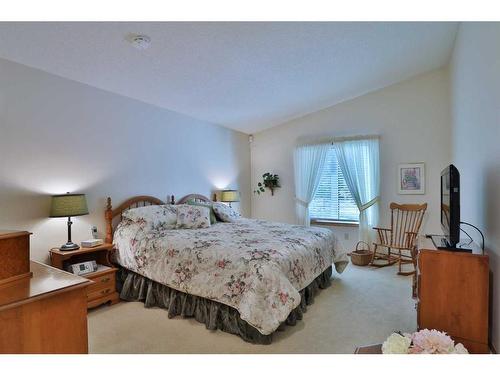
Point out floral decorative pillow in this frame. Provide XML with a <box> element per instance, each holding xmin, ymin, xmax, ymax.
<box><xmin>122</xmin><ymin>205</ymin><xmax>177</xmax><ymax>231</ymax></box>
<box><xmin>212</xmin><ymin>202</ymin><xmax>241</xmax><ymax>223</ymax></box>
<box><xmin>176</xmin><ymin>204</ymin><xmax>211</xmax><ymax>229</ymax></box>
<box><xmin>185</xmin><ymin>199</ymin><xmax>217</xmax><ymax>224</ymax></box>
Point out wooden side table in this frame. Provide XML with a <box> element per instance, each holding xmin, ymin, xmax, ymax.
<box><xmin>49</xmin><ymin>243</ymin><xmax>120</xmax><ymax>309</ymax></box>
<box><xmin>354</xmin><ymin>344</ymin><xmax>382</xmax><ymax>354</ymax></box>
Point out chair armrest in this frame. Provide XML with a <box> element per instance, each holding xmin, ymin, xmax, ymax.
<box><xmin>373</xmin><ymin>227</ymin><xmax>391</xmax><ymax>232</ymax></box>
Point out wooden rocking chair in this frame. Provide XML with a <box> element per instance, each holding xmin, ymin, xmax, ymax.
<box><xmin>370</xmin><ymin>202</ymin><xmax>427</xmax><ymax>276</ymax></box>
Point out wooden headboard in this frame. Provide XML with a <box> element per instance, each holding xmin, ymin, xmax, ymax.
<box><xmin>105</xmin><ymin>196</ymin><xmax>165</xmax><ymax>243</ymax></box>
<box><xmin>104</xmin><ymin>193</ymin><xmax>216</xmax><ymax>244</ymax></box>
<box><xmin>176</xmin><ymin>193</ymin><xmax>215</xmax><ymax>205</ymax></box>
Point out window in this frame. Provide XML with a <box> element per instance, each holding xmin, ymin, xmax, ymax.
<box><xmin>309</xmin><ymin>148</ymin><xmax>359</xmax><ymax>222</ymax></box>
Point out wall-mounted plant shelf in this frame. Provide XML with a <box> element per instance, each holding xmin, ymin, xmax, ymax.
<box><xmin>254</xmin><ymin>173</ymin><xmax>280</xmax><ymax>196</ymax></box>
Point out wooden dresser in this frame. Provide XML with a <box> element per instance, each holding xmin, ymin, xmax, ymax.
<box><xmin>0</xmin><ymin>261</ymin><xmax>90</xmax><ymax>353</ymax></box>
<box><xmin>0</xmin><ymin>230</ymin><xmax>32</xmax><ymax>285</ymax></box>
<box><xmin>415</xmin><ymin>237</ymin><xmax>490</xmax><ymax>353</ymax></box>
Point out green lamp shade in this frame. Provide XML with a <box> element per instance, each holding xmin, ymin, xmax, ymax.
<box><xmin>220</xmin><ymin>190</ymin><xmax>240</xmax><ymax>203</ymax></box>
<box><xmin>49</xmin><ymin>193</ymin><xmax>89</xmax><ymax>218</ymax></box>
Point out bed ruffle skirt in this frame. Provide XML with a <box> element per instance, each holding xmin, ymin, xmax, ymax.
<box><xmin>116</xmin><ymin>266</ymin><xmax>333</xmax><ymax>344</ymax></box>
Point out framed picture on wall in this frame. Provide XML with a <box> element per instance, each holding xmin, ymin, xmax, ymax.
<box><xmin>398</xmin><ymin>163</ymin><xmax>425</xmax><ymax>194</ymax></box>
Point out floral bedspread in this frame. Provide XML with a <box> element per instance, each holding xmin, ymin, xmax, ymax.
<box><xmin>113</xmin><ymin>218</ymin><xmax>348</xmax><ymax>335</ymax></box>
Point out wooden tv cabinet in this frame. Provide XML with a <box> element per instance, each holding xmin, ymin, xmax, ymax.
<box><xmin>415</xmin><ymin>237</ymin><xmax>490</xmax><ymax>353</ymax></box>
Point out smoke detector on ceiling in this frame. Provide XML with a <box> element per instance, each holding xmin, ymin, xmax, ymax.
<box><xmin>128</xmin><ymin>34</ymin><xmax>151</xmax><ymax>50</ymax></box>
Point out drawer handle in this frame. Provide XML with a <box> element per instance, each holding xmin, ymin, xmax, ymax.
<box><xmin>101</xmin><ymin>277</ymin><xmax>111</xmax><ymax>283</ymax></box>
<box><xmin>101</xmin><ymin>289</ymin><xmax>111</xmax><ymax>295</ymax></box>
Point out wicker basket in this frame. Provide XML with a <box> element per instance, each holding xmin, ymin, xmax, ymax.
<box><xmin>348</xmin><ymin>241</ymin><xmax>373</xmax><ymax>266</ymax></box>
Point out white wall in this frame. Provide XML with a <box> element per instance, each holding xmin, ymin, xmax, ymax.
<box><xmin>251</xmin><ymin>68</ymin><xmax>451</xmax><ymax>250</ymax></box>
<box><xmin>0</xmin><ymin>58</ymin><xmax>251</xmax><ymax>262</ymax></box>
<box><xmin>449</xmin><ymin>22</ymin><xmax>500</xmax><ymax>352</ymax></box>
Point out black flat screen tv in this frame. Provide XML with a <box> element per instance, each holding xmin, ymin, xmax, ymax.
<box><xmin>441</xmin><ymin>164</ymin><xmax>460</xmax><ymax>247</ymax></box>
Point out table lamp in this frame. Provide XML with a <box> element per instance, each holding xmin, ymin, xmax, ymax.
<box><xmin>220</xmin><ymin>190</ymin><xmax>240</xmax><ymax>207</ymax></box>
<box><xmin>50</xmin><ymin>192</ymin><xmax>89</xmax><ymax>251</ymax></box>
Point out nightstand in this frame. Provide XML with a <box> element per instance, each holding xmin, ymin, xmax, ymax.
<box><xmin>49</xmin><ymin>243</ymin><xmax>120</xmax><ymax>309</ymax></box>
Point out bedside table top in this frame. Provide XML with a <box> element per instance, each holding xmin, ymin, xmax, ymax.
<box><xmin>50</xmin><ymin>243</ymin><xmax>113</xmax><ymax>256</ymax></box>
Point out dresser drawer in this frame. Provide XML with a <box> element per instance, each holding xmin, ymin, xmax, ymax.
<box><xmin>86</xmin><ymin>268</ymin><xmax>116</xmax><ymax>302</ymax></box>
<box><xmin>88</xmin><ymin>287</ymin><xmax>114</xmax><ymax>302</ymax></box>
<box><xmin>87</xmin><ymin>269</ymin><xmax>116</xmax><ymax>293</ymax></box>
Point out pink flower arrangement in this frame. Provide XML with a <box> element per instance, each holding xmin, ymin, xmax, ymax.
<box><xmin>382</xmin><ymin>329</ymin><xmax>469</xmax><ymax>354</ymax></box>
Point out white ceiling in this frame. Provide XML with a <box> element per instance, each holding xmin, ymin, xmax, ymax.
<box><xmin>0</xmin><ymin>22</ymin><xmax>458</xmax><ymax>134</ymax></box>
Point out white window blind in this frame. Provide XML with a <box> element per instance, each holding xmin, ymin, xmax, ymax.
<box><xmin>309</xmin><ymin>148</ymin><xmax>359</xmax><ymax>222</ymax></box>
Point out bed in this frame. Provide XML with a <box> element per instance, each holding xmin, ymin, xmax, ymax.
<box><xmin>105</xmin><ymin>194</ymin><xmax>348</xmax><ymax>344</ymax></box>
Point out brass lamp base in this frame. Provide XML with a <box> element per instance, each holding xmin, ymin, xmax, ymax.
<box><xmin>59</xmin><ymin>242</ymin><xmax>80</xmax><ymax>251</ymax></box>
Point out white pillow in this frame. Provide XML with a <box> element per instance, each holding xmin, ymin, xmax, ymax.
<box><xmin>176</xmin><ymin>204</ymin><xmax>211</xmax><ymax>229</ymax></box>
<box><xmin>122</xmin><ymin>204</ymin><xmax>177</xmax><ymax>231</ymax></box>
<box><xmin>212</xmin><ymin>202</ymin><xmax>241</xmax><ymax>223</ymax></box>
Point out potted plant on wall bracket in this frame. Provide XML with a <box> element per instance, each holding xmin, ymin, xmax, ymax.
<box><xmin>254</xmin><ymin>173</ymin><xmax>280</xmax><ymax>195</ymax></box>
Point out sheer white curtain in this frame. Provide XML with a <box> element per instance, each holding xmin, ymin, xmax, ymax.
<box><xmin>333</xmin><ymin>137</ymin><xmax>380</xmax><ymax>243</ymax></box>
<box><xmin>293</xmin><ymin>143</ymin><xmax>330</xmax><ymax>226</ymax></box>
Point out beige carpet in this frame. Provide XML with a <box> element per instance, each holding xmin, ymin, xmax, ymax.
<box><xmin>88</xmin><ymin>264</ymin><xmax>416</xmax><ymax>353</ymax></box>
